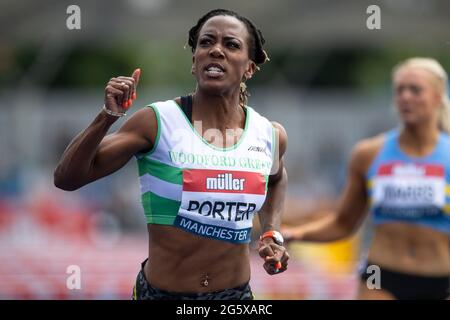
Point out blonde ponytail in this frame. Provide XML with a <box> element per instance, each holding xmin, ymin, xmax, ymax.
<box><xmin>393</xmin><ymin>57</ymin><xmax>450</xmax><ymax>134</ymax></box>
<box><xmin>438</xmin><ymin>95</ymin><xmax>450</xmax><ymax>134</ymax></box>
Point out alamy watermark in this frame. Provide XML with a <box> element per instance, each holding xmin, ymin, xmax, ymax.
<box><xmin>66</xmin><ymin>265</ymin><xmax>81</xmax><ymax>290</ymax></box>
<box><xmin>65</xmin><ymin>5</ymin><xmax>381</xmax><ymax>32</ymax></box>
<box><xmin>366</xmin><ymin>5</ymin><xmax>381</xmax><ymax>30</ymax></box>
<box><xmin>66</xmin><ymin>5</ymin><xmax>81</xmax><ymax>30</ymax></box>
<box><xmin>364</xmin><ymin>264</ymin><xmax>381</xmax><ymax>289</ymax></box>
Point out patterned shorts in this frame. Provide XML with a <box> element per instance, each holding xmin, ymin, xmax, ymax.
<box><xmin>132</xmin><ymin>259</ymin><xmax>254</xmax><ymax>300</ymax></box>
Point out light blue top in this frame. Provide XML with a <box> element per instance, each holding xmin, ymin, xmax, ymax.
<box><xmin>366</xmin><ymin>129</ymin><xmax>450</xmax><ymax>234</ymax></box>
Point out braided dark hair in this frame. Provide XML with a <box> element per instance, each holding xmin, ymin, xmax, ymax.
<box><xmin>187</xmin><ymin>9</ymin><xmax>269</xmax><ymax>107</ymax></box>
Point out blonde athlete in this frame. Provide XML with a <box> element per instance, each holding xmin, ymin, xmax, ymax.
<box><xmin>284</xmin><ymin>58</ymin><xmax>450</xmax><ymax>300</ymax></box>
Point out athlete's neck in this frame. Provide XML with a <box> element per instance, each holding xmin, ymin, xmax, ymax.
<box><xmin>399</xmin><ymin>122</ymin><xmax>440</xmax><ymax>157</ymax></box>
<box><xmin>191</xmin><ymin>89</ymin><xmax>245</xmax><ymax>131</ymax></box>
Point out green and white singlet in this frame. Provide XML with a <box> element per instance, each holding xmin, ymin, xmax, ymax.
<box><xmin>135</xmin><ymin>99</ymin><xmax>277</xmax><ymax>244</ymax></box>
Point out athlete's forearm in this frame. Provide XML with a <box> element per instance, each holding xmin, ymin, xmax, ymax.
<box><xmin>259</xmin><ymin>167</ymin><xmax>287</xmax><ymax>232</ymax></box>
<box><xmin>54</xmin><ymin>111</ymin><xmax>118</xmax><ymax>190</ymax></box>
<box><xmin>294</xmin><ymin>212</ymin><xmax>354</xmax><ymax>242</ymax></box>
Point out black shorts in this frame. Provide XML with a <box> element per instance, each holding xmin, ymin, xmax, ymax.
<box><xmin>132</xmin><ymin>259</ymin><xmax>254</xmax><ymax>300</ymax></box>
<box><xmin>360</xmin><ymin>261</ymin><xmax>450</xmax><ymax>300</ymax></box>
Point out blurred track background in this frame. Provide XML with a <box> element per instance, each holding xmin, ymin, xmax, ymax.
<box><xmin>0</xmin><ymin>0</ymin><xmax>449</xmax><ymax>299</ymax></box>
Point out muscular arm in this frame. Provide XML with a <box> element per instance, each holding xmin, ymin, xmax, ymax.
<box><xmin>283</xmin><ymin>136</ymin><xmax>383</xmax><ymax>242</ymax></box>
<box><xmin>257</xmin><ymin>122</ymin><xmax>290</xmax><ymax>275</ymax></box>
<box><xmin>54</xmin><ymin>69</ymin><xmax>157</xmax><ymax>191</ymax></box>
<box><xmin>258</xmin><ymin>122</ymin><xmax>288</xmax><ymax>233</ymax></box>
<box><xmin>54</xmin><ymin>108</ymin><xmax>156</xmax><ymax>190</ymax></box>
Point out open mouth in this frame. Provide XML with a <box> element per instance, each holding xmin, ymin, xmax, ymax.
<box><xmin>204</xmin><ymin>63</ymin><xmax>225</xmax><ymax>77</ymax></box>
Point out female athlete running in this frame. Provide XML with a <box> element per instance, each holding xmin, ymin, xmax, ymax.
<box><xmin>283</xmin><ymin>57</ymin><xmax>450</xmax><ymax>300</ymax></box>
<box><xmin>54</xmin><ymin>9</ymin><xmax>289</xmax><ymax>300</ymax></box>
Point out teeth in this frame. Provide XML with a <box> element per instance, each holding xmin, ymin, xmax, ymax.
<box><xmin>207</xmin><ymin>66</ymin><xmax>223</xmax><ymax>72</ymax></box>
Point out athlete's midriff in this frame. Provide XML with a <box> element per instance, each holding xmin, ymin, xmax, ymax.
<box><xmin>368</xmin><ymin>222</ymin><xmax>450</xmax><ymax>276</ymax></box>
<box><xmin>144</xmin><ymin>224</ymin><xmax>251</xmax><ymax>293</ymax></box>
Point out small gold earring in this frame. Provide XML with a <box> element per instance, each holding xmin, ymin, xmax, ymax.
<box><xmin>263</xmin><ymin>50</ymin><xmax>271</xmax><ymax>62</ymax></box>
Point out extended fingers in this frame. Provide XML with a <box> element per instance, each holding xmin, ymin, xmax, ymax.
<box><xmin>132</xmin><ymin>68</ymin><xmax>141</xmax><ymax>89</ymax></box>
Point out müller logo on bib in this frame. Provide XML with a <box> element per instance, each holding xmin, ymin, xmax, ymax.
<box><xmin>206</xmin><ymin>173</ymin><xmax>245</xmax><ymax>191</ymax></box>
<box><xmin>183</xmin><ymin>169</ymin><xmax>266</xmax><ymax>194</ymax></box>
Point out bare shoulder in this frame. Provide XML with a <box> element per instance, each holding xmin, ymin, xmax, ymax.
<box><xmin>350</xmin><ymin>134</ymin><xmax>385</xmax><ymax>175</ymax></box>
<box><xmin>271</xmin><ymin>121</ymin><xmax>287</xmax><ymax>158</ymax></box>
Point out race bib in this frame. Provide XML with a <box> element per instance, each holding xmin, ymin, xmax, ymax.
<box><xmin>174</xmin><ymin>169</ymin><xmax>267</xmax><ymax>243</ymax></box>
<box><xmin>372</xmin><ymin>163</ymin><xmax>445</xmax><ymax>217</ymax></box>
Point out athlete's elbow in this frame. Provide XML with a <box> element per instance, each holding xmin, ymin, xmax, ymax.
<box><xmin>335</xmin><ymin>217</ymin><xmax>359</xmax><ymax>240</ymax></box>
<box><xmin>53</xmin><ymin>167</ymin><xmax>81</xmax><ymax>191</ymax></box>
<box><xmin>54</xmin><ymin>176</ymin><xmax>78</xmax><ymax>191</ymax></box>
